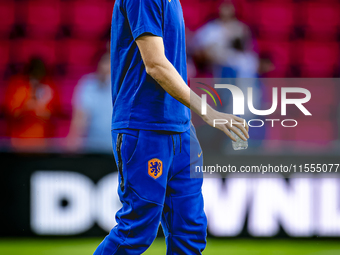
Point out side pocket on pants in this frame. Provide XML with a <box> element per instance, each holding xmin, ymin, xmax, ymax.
<box><xmin>116</xmin><ymin>133</ymin><xmax>124</xmax><ymax>192</ymax></box>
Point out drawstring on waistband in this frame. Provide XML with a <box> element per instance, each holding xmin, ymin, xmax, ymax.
<box><xmin>171</xmin><ymin>134</ymin><xmax>175</xmax><ymax>155</ymax></box>
<box><xmin>171</xmin><ymin>133</ymin><xmax>182</xmax><ymax>155</ymax></box>
<box><xmin>179</xmin><ymin>133</ymin><xmax>182</xmax><ymax>153</ymax></box>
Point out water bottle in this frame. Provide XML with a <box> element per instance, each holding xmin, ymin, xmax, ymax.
<box><xmin>231</xmin><ymin>128</ymin><xmax>248</xmax><ymax>150</ymax></box>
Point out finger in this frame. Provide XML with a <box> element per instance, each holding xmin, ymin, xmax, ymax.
<box><xmin>222</xmin><ymin>126</ymin><xmax>236</xmax><ymax>142</ymax></box>
<box><xmin>231</xmin><ymin>121</ymin><xmax>249</xmax><ymax>139</ymax></box>
<box><xmin>229</xmin><ymin>125</ymin><xmax>247</xmax><ymax>141</ymax></box>
<box><xmin>234</xmin><ymin>116</ymin><xmax>249</xmax><ymax>133</ymax></box>
<box><xmin>245</xmin><ymin>121</ymin><xmax>249</xmax><ymax>132</ymax></box>
<box><xmin>230</xmin><ymin>123</ymin><xmax>249</xmax><ymax>140</ymax></box>
<box><xmin>236</xmin><ymin>123</ymin><xmax>249</xmax><ymax>139</ymax></box>
<box><xmin>233</xmin><ymin>117</ymin><xmax>249</xmax><ymax>138</ymax></box>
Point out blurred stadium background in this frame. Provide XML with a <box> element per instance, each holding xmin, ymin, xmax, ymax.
<box><xmin>1</xmin><ymin>0</ymin><xmax>340</xmax><ymax>254</ymax></box>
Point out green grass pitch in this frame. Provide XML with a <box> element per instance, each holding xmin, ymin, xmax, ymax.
<box><xmin>0</xmin><ymin>238</ymin><xmax>340</xmax><ymax>255</ymax></box>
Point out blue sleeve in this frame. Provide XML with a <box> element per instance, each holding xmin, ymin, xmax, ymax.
<box><xmin>124</xmin><ymin>0</ymin><xmax>163</xmax><ymax>40</ymax></box>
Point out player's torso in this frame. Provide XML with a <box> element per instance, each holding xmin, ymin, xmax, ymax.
<box><xmin>163</xmin><ymin>0</ymin><xmax>186</xmax><ymax>64</ymax></box>
<box><xmin>164</xmin><ymin>0</ymin><xmax>185</xmax><ymax>31</ymax></box>
<box><xmin>110</xmin><ymin>0</ymin><xmax>189</xmax><ymax>132</ymax></box>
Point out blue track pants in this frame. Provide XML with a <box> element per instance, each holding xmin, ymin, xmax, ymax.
<box><xmin>94</xmin><ymin>124</ymin><xmax>207</xmax><ymax>255</ymax></box>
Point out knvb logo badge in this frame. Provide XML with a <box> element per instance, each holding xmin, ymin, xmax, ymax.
<box><xmin>196</xmin><ymin>82</ymin><xmax>312</xmax><ymax>128</ymax></box>
<box><xmin>148</xmin><ymin>158</ymin><xmax>163</xmax><ymax>179</ymax></box>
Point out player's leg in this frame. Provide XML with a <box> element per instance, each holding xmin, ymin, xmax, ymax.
<box><xmin>94</xmin><ymin>129</ymin><xmax>173</xmax><ymax>255</ymax></box>
<box><xmin>161</xmin><ymin>125</ymin><xmax>207</xmax><ymax>255</ymax></box>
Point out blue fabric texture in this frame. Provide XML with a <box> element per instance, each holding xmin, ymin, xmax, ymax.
<box><xmin>93</xmin><ymin>124</ymin><xmax>207</xmax><ymax>255</ymax></box>
<box><xmin>110</xmin><ymin>0</ymin><xmax>190</xmax><ymax>132</ymax></box>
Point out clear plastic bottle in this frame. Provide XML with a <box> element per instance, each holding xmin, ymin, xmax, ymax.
<box><xmin>231</xmin><ymin>129</ymin><xmax>248</xmax><ymax>150</ymax></box>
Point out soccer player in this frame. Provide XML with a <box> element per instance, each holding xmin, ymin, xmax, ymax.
<box><xmin>94</xmin><ymin>0</ymin><xmax>249</xmax><ymax>254</ymax></box>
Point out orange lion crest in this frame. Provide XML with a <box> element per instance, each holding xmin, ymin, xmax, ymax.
<box><xmin>148</xmin><ymin>158</ymin><xmax>163</xmax><ymax>179</ymax></box>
